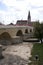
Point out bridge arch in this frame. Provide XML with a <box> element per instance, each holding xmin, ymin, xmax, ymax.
<box><xmin>25</xmin><ymin>29</ymin><xmax>28</xmax><ymax>34</ymax></box>
<box><xmin>16</xmin><ymin>30</ymin><xmax>23</xmax><ymax>36</ymax></box>
<box><xmin>0</xmin><ymin>32</ymin><xmax>11</xmax><ymax>40</ymax></box>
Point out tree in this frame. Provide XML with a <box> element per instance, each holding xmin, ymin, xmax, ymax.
<box><xmin>34</xmin><ymin>22</ymin><xmax>43</xmax><ymax>43</ymax></box>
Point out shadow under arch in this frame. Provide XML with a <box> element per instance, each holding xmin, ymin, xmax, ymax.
<box><xmin>16</xmin><ymin>30</ymin><xmax>23</xmax><ymax>36</ymax></box>
<box><xmin>0</xmin><ymin>32</ymin><xmax>11</xmax><ymax>40</ymax></box>
<box><xmin>25</xmin><ymin>29</ymin><xmax>28</xmax><ymax>34</ymax></box>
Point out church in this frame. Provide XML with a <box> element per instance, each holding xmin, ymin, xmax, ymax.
<box><xmin>16</xmin><ymin>11</ymin><xmax>32</xmax><ymax>26</ymax></box>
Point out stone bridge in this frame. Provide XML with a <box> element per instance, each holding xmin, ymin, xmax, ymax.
<box><xmin>0</xmin><ymin>25</ymin><xmax>33</xmax><ymax>39</ymax></box>
<box><xmin>0</xmin><ymin>25</ymin><xmax>33</xmax><ymax>44</ymax></box>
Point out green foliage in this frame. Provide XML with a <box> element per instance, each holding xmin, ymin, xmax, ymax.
<box><xmin>31</xmin><ymin>43</ymin><xmax>43</xmax><ymax>65</ymax></box>
<box><xmin>34</xmin><ymin>22</ymin><xmax>43</xmax><ymax>43</ymax></box>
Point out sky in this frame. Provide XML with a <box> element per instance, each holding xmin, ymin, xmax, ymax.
<box><xmin>0</xmin><ymin>0</ymin><xmax>43</xmax><ymax>24</ymax></box>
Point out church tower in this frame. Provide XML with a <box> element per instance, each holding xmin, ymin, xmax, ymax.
<box><xmin>27</xmin><ymin>11</ymin><xmax>31</xmax><ymax>24</ymax></box>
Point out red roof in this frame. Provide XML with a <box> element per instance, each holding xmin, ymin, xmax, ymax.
<box><xmin>16</xmin><ymin>20</ymin><xmax>32</xmax><ymax>26</ymax></box>
<box><xmin>15</xmin><ymin>24</ymin><xmax>32</xmax><ymax>26</ymax></box>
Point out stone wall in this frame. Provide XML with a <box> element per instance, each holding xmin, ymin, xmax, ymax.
<box><xmin>0</xmin><ymin>39</ymin><xmax>11</xmax><ymax>45</ymax></box>
<box><xmin>11</xmin><ymin>36</ymin><xmax>23</xmax><ymax>44</ymax></box>
<box><xmin>23</xmin><ymin>33</ymin><xmax>33</xmax><ymax>40</ymax></box>
<box><xmin>0</xmin><ymin>45</ymin><xmax>3</xmax><ymax>58</ymax></box>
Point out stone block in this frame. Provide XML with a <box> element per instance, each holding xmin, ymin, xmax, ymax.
<box><xmin>11</xmin><ymin>36</ymin><xmax>23</xmax><ymax>44</ymax></box>
<box><xmin>0</xmin><ymin>45</ymin><xmax>3</xmax><ymax>59</ymax></box>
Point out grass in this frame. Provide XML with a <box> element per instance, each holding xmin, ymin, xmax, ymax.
<box><xmin>29</xmin><ymin>43</ymin><xmax>43</xmax><ymax>65</ymax></box>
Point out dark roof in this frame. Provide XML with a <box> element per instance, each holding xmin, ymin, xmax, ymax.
<box><xmin>9</xmin><ymin>23</ymin><xmax>14</xmax><ymax>25</ymax></box>
<box><xmin>16</xmin><ymin>20</ymin><xmax>33</xmax><ymax>26</ymax></box>
<box><xmin>17</xmin><ymin>20</ymin><xmax>27</xmax><ymax>22</ymax></box>
<box><xmin>0</xmin><ymin>23</ymin><xmax>4</xmax><ymax>25</ymax></box>
<box><xmin>0</xmin><ymin>23</ymin><xmax>2</xmax><ymax>25</ymax></box>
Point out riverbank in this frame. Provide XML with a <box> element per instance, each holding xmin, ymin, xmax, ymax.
<box><xmin>0</xmin><ymin>42</ymin><xmax>33</xmax><ymax>65</ymax></box>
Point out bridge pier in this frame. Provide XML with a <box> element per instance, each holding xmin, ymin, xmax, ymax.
<box><xmin>0</xmin><ymin>45</ymin><xmax>3</xmax><ymax>59</ymax></box>
<box><xmin>11</xmin><ymin>36</ymin><xmax>23</xmax><ymax>44</ymax></box>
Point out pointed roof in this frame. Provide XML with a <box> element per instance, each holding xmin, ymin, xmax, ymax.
<box><xmin>28</xmin><ymin>11</ymin><xmax>31</xmax><ymax>19</ymax></box>
<box><xmin>0</xmin><ymin>22</ymin><xmax>4</xmax><ymax>25</ymax></box>
<box><xmin>9</xmin><ymin>23</ymin><xmax>14</xmax><ymax>25</ymax></box>
<box><xmin>0</xmin><ymin>23</ymin><xmax>2</xmax><ymax>25</ymax></box>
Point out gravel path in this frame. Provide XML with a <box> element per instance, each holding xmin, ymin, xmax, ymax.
<box><xmin>0</xmin><ymin>42</ymin><xmax>33</xmax><ymax>65</ymax></box>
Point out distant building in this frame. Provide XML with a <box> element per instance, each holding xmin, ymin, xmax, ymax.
<box><xmin>27</xmin><ymin>11</ymin><xmax>31</xmax><ymax>23</ymax></box>
<box><xmin>16</xmin><ymin>20</ymin><xmax>27</xmax><ymax>26</ymax></box>
<box><xmin>16</xmin><ymin>11</ymin><xmax>32</xmax><ymax>26</ymax></box>
<box><xmin>31</xmin><ymin>20</ymin><xmax>39</xmax><ymax>27</ymax></box>
<box><xmin>8</xmin><ymin>23</ymin><xmax>14</xmax><ymax>25</ymax></box>
<box><xmin>0</xmin><ymin>22</ymin><xmax>4</xmax><ymax>26</ymax></box>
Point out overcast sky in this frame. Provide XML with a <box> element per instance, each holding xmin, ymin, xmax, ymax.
<box><xmin>0</xmin><ymin>0</ymin><xmax>43</xmax><ymax>24</ymax></box>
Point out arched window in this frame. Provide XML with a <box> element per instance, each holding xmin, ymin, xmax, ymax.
<box><xmin>25</xmin><ymin>29</ymin><xmax>28</xmax><ymax>33</ymax></box>
<box><xmin>16</xmin><ymin>30</ymin><xmax>23</xmax><ymax>36</ymax></box>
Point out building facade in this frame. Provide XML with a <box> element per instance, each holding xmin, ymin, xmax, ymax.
<box><xmin>16</xmin><ymin>11</ymin><xmax>32</xmax><ymax>26</ymax></box>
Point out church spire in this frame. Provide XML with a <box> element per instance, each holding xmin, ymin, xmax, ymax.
<box><xmin>27</xmin><ymin>11</ymin><xmax>31</xmax><ymax>24</ymax></box>
<box><xmin>28</xmin><ymin>11</ymin><xmax>31</xmax><ymax>20</ymax></box>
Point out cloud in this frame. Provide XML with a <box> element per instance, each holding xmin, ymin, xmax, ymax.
<box><xmin>30</xmin><ymin>0</ymin><xmax>43</xmax><ymax>6</ymax></box>
<box><xmin>0</xmin><ymin>0</ymin><xmax>43</xmax><ymax>24</ymax></box>
<box><xmin>0</xmin><ymin>2</ymin><xmax>8</xmax><ymax>11</ymax></box>
<box><xmin>2</xmin><ymin>0</ymin><xmax>16</xmax><ymax>6</ymax></box>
